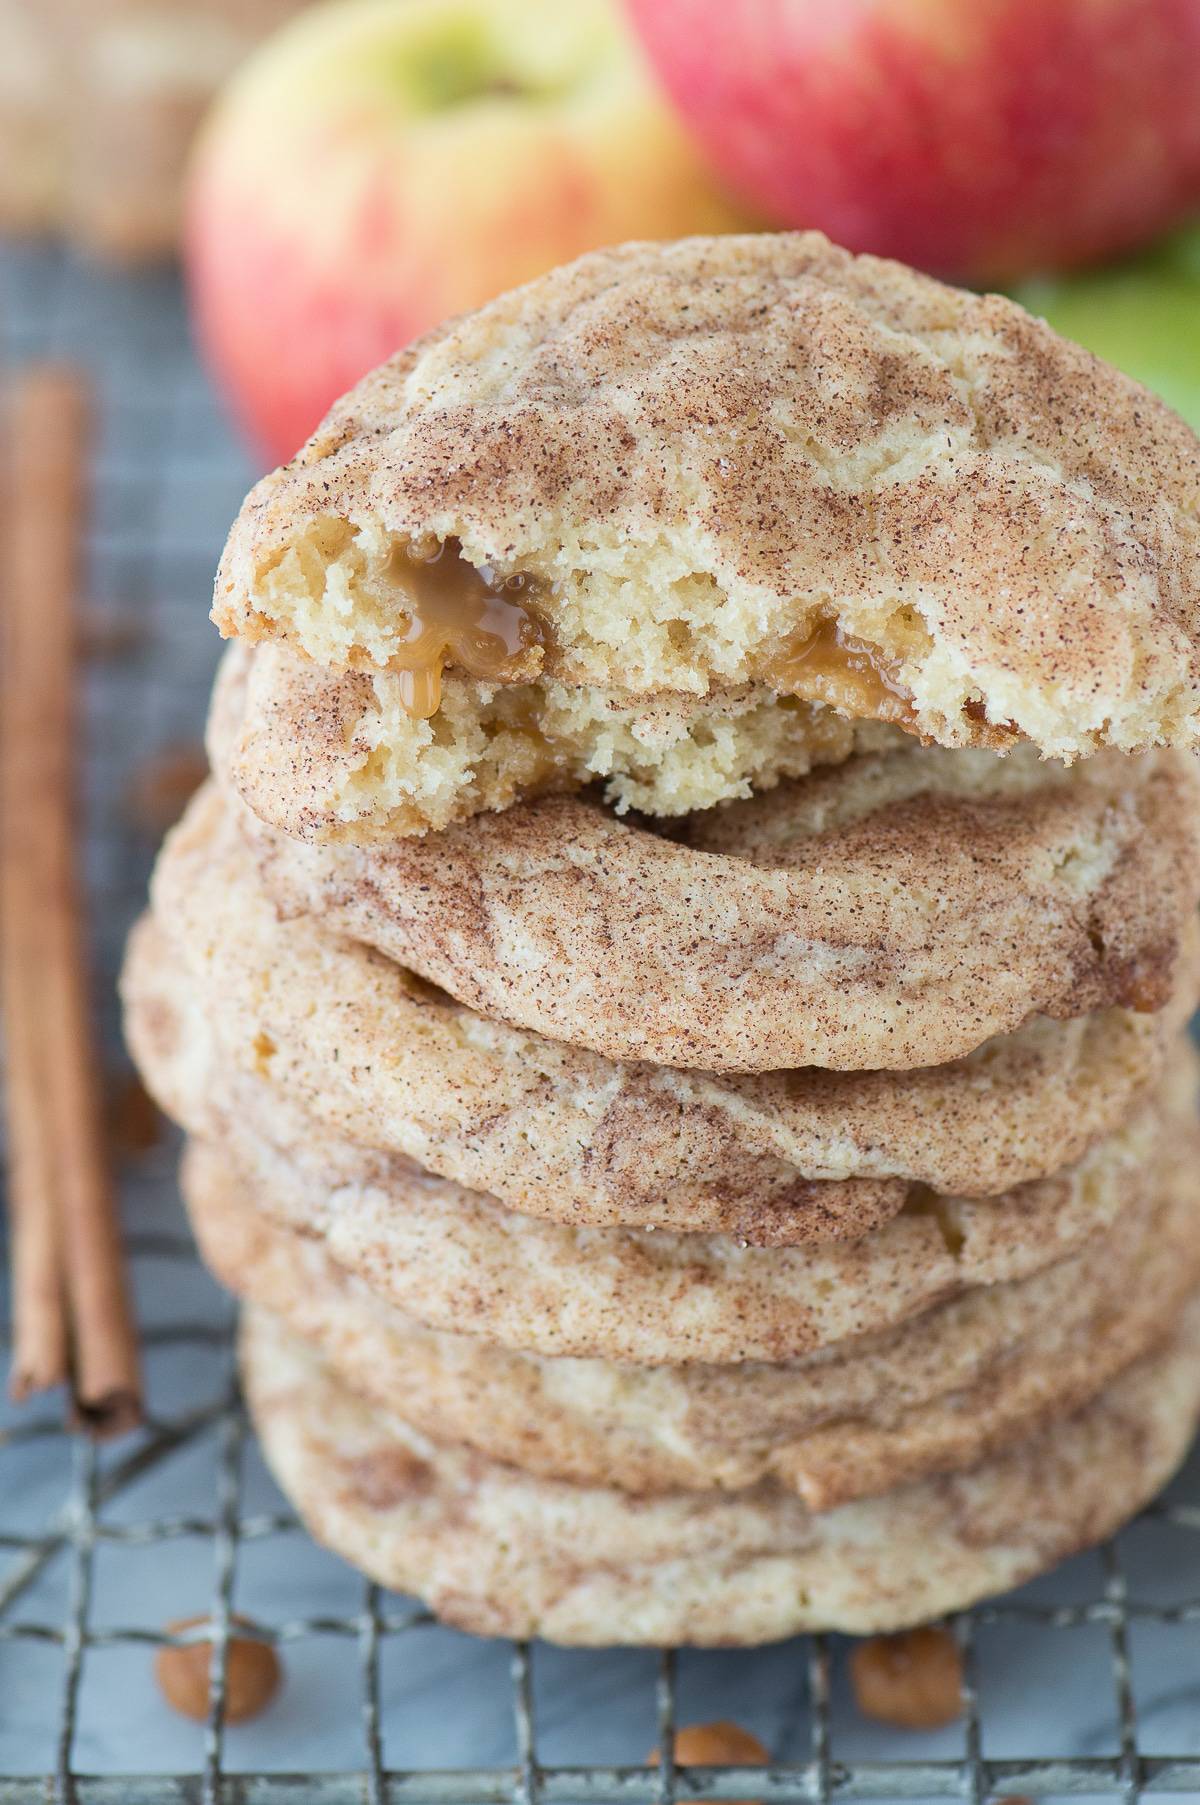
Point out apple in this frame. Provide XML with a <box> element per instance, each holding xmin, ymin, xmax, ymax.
<box><xmin>186</xmin><ymin>0</ymin><xmax>750</xmax><ymax>463</ymax></box>
<box><xmin>1014</xmin><ymin>226</ymin><xmax>1200</xmax><ymax>430</ymax></box>
<box><xmin>625</xmin><ymin>0</ymin><xmax>1200</xmax><ymax>285</ymax></box>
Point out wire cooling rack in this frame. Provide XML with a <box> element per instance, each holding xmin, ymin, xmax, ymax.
<box><xmin>3</xmin><ymin>239</ymin><xmax>1200</xmax><ymax>1805</ymax></box>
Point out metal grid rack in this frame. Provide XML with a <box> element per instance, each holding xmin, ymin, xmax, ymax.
<box><xmin>2</xmin><ymin>240</ymin><xmax>1200</xmax><ymax>1805</ymax></box>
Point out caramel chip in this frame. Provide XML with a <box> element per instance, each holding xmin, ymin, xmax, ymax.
<box><xmin>650</xmin><ymin>1719</ymin><xmax>769</xmax><ymax>1804</ymax></box>
<box><xmin>155</xmin><ymin>1614</ymin><xmax>280</xmax><ymax>1724</ymax></box>
<box><xmin>850</xmin><ymin>1626</ymin><xmax>964</xmax><ymax>1730</ymax></box>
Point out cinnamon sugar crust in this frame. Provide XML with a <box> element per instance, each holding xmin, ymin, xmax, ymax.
<box><xmin>237</xmin><ymin>740</ymin><xmax>1200</xmax><ymax>1072</ymax></box>
<box><xmin>214</xmin><ymin>234</ymin><xmax>1200</xmax><ymax>764</ymax></box>
<box><xmin>185</xmin><ymin>1085</ymin><xmax>1177</xmax><ymax>1365</ymax></box>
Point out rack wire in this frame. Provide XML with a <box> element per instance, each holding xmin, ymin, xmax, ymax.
<box><xmin>2</xmin><ymin>238</ymin><xmax>1200</xmax><ymax>1804</ymax></box>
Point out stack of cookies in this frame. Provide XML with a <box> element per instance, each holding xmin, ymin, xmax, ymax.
<box><xmin>123</xmin><ymin>236</ymin><xmax>1200</xmax><ymax>1645</ymax></box>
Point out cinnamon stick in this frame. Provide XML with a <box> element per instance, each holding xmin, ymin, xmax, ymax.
<box><xmin>1</xmin><ymin>364</ymin><xmax>142</xmax><ymax>1435</ymax></box>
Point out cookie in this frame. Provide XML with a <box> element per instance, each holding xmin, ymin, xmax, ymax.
<box><xmin>132</xmin><ymin>786</ymin><xmax>1199</xmax><ymax>1235</ymax></box>
<box><xmin>190</xmin><ymin>1134</ymin><xmax>1200</xmax><ymax>1512</ymax></box>
<box><xmin>4</xmin><ymin>0</ymin><xmax>306</xmax><ymax>260</ymax></box>
<box><xmin>233</xmin><ymin>739</ymin><xmax>1200</xmax><ymax>1070</ymax></box>
<box><xmin>199</xmin><ymin>1080</ymin><xmax>1177</xmax><ymax>1365</ymax></box>
<box><xmin>124</xmin><ymin>936</ymin><xmax>1182</xmax><ymax>1364</ymax></box>
<box><xmin>126</xmin><ymin>905</ymin><xmax>905</xmax><ymax>1245</ymax></box>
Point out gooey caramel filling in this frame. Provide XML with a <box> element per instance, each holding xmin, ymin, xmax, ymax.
<box><xmin>772</xmin><ymin>615</ymin><xmax>916</xmax><ymax>728</ymax></box>
<box><xmin>383</xmin><ymin>537</ymin><xmax>546</xmax><ymax>718</ymax></box>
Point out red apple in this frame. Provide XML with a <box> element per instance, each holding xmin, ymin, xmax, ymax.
<box><xmin>186</xmin><ymin>0</ymin><xmax>749</xmax><ymax>464</ymax></box>
<box><xmin>626</xmin><ymin>0</ymin><xmax>1200</xmax><ymax>284</ymax></box>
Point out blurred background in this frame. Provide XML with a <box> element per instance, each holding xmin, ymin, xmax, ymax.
<box><xmin>3</xmin><ymin>0</ymin><xmax>1199</xmax><ymax>462</ymax></box>
<box><xmin>3</xmin><ymin>0</ymin><xmax>1200</xmax><ymax>1792</ymax></box>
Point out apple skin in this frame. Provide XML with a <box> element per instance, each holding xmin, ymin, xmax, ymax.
<box><xmin>1014</xmin><ymin>227</ymin><xmax>1200</xmax><ymax>430</ymax></box>
<box><xmin>185</xmin><ymin>0</ymin><xmax>749</xmax><ymax>463</ymax></box>
<box><xmin>625</xmin><ymin>0</ymin><xmax>1200</xmax><ymax>285</ymax></box>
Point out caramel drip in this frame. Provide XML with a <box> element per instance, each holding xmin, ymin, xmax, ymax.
<box><xmin>383</xmin><ymin>537</ymin><xmax>546</xmax><ymax>718</ymax></box>
<box><xmin>772</xmin><ymin>615</ymin><xmax>916</xmax><ymax>727</ymax></box>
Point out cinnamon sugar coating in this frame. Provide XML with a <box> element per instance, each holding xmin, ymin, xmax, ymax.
<box><xmin>239</xmin><ymin>1300</ymin><xmax>1200</xmax><ymax>1644</ymax></box>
